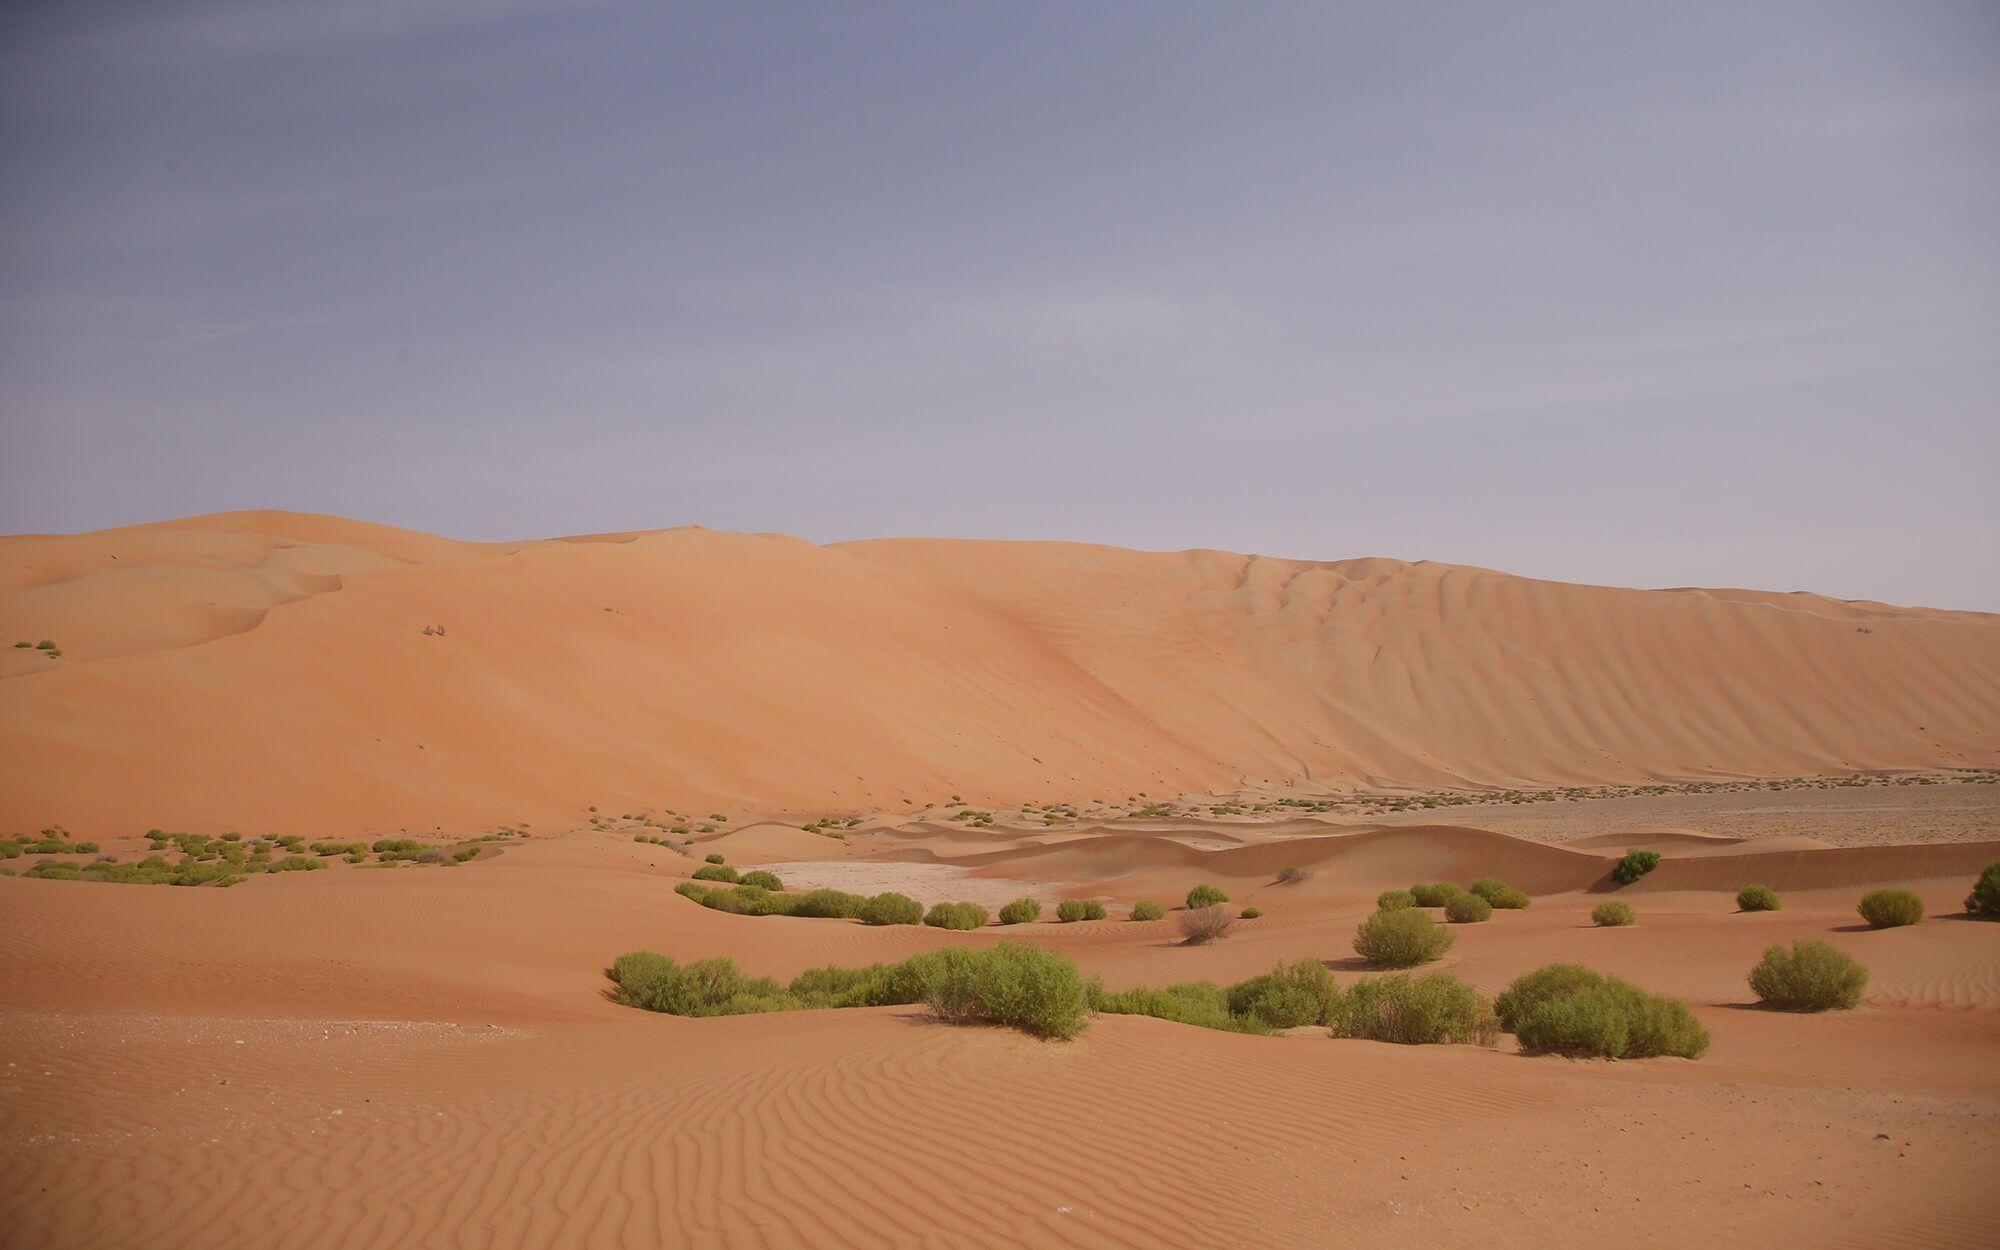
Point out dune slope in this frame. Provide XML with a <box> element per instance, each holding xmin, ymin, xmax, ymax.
<box><xmin>2</xmin><ymin>511</ymin><xmax>1996</xmax><ymax>834</ymax></box>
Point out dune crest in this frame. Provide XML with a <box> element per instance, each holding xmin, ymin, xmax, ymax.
<box><xmin>2</xmin><ymin>511</ymin><xmax>1996</xmax><ymax>834</ymax></box>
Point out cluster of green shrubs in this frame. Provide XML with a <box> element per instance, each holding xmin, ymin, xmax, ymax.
<box><xmin>1495</xmin><ymin>964</ymin><xmax>1710</xmax><ymax>1058</ymax></box>
<box><xmin>610</xmin><ymin>941</ymin><xmax>1089</xmax><ymax>1039</ymax></box>
<box><xmin>1093</xmin><ymin>961</ymin><xmax>1497</xmax><ymax>1045</ymax></box>
<box><xmin>1404</xmin><ymin>877</ymin><xmax>1529</xmax><ymax>915</ymax></box>
<box><xmin>1</xmin><ymin>831</ymin><xmax>102</xmax><ymax>856</ymax></box>
<box><xmin>924</xmin><ymin>901</ymin><xmax>989</xmax><ymax>930</ymax></box>
<box><xmin>674</xmin><ymin>880</ymin><xmax>874</xmax><ymax>919</ymax></box>
<box><xmin>1057</xmin><ymin>899</ymin><xmax>1107</xmax><ymax>922</ymax></box>
<box><xmin>24</xmin><ymin>854</ymin><xmax>287</xmax><ymax>888</ymax></box>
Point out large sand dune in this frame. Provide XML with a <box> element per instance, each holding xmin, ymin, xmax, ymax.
<box><xmin>3</xmin><ymin>510</ymin><xmax>1997</xmax><ymax>835</ymax></box>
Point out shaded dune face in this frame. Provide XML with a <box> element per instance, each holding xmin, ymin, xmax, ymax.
<box><xmin>1</xmin><ymin>510</ymin><xmax>1996</xmax><ymax>834</ymax></box>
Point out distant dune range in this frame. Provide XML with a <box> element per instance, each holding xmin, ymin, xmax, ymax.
<box><xmin>2</xmin><ymin>510</ymin><xmax>1996</xmax><ymax>835</ymax></box>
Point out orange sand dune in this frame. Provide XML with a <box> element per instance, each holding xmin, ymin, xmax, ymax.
<box><xmin>3</xmin><ymin>510</ymin><xmax>1997</xmax><ymax>835</ymax></box>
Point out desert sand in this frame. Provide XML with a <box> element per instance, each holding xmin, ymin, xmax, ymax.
<box><xmin>4</xmin><ymin>511</ymin><xmax>2000</xmax><ymax>1248</ymax></box>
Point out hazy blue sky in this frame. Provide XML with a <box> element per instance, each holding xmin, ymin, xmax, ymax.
<box><xmin>4</xmin><ymin>2</ymin><xmax>1996</xmax><ymax>608</ymax></box>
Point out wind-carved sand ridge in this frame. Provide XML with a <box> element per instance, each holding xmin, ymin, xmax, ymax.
<box><xmin>2</xmin><ymin>510</ymin><xmax>1997</xmax><ymax>835</ymax></box>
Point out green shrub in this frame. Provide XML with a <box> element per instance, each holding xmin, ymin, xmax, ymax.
<box><xmin>1964</xmin><ymin>861</ymin><xmax>2000</xmax><ymax>916</ymax></box>
<box><xmin>1240</xmin><ymin>906</ymin><xmax>1262</xmax><ymax>919</ymax></box>
<box><xmin>609</xmin><ymin>952</ymin><xmax>791</xmax><ymax>1016</ymax></box>
<box><xmin>1498</xmin><ymin>964</ymin><xmax>1709</xmax><ymax>1058</ymax></box>
<box><xmin>737</xmin><ymin>870</ymin><xmax>783</xmax><ymax>891</ymax></box>
<box><xmin>1352</xmin><ymin>908</ymin><xmax>1454</xmax><ymax>967</ymax></box>
<box><xmin>1376</xmin><ymin>890</ymin><xmax>1415</xmax><ymax>911</ymax></box>
<box><xmin>919</xmin><ymin>942</ymin><xmax>1090</xmax><ymax>1039</ymax></box>
<box><xmin>1736</xmin><ymin>884</ymin><xmax>1780</xmax><ymax>912</ymax></box>
<box><xmin>860</xmin><ymin>892</ymin><xmax>924</xmax><ymax>926</ymax></box>
<box><xmin>923</xmin><ymin>901</ymin><xmax>990</xmax><ymax>930</ymax></box>
<box><xmin>789</xmin><ymin>888</ymin><xmax>868</xmax><ymax>919</ymax></box>
<box><xmin>1056</xmin><ymin>898</ymin><xmax>1106</xmax><ymax>922</ymax></box>
<box><xmin>1469</xmin><ymin>877</ymin><xmax>1530</xmax><ymax>909</ymax></box>
<box><xmin>1224</xmin><ymin>960</ymin><xmax>1342</xmax><ymax>1028</ymax></box>
<box><xmin>1444</xmin><ymin>892</ymin><xmax>1492</xmax><ymax>924</ymax></box>
<box><xmin>1129</xmin><ymin>899</ymin><xmax>1165</xmax><ymax>921</ymax></box>
<box><xmin>1856</xmin><ymin>889</ymin><xmax>1923</xmax><ymax>929</ymax></box>
<box><xmin>997</xmin><ymin>898</ymin><xmax>1042</xmax><ymax>925</ymax></box>
<box><xmin>0</xmin><ymin>842</ymin><xmax>18</xmax><ymax>860</ymax></box>
<box><xmin>268</xmin><ymin>855</ymin><xmax>323</xmax><ymax>872</ymax></box>
<box><xmin>691</xmin><ymin>864</ymin><xmax>739</xmax><ymax>884</ymax></box>
<box><xmin>704</xmin><ymin>853</ymin><xmax>726</xmax><ymax>865</ymax></box>
<box><xmin>1748</xmin><ymin>940</ymin><xmax>1867</xmax><ymax>1011</ymax></box>
<box><xmin>1089</xmin><ymin>980</ymin><xmax>1256</xmax><ymax>1032</ymax></box>
<box><xmin>1337</xmin><ymin>973</ymin><xmax>1497</xmax><ymax>1045</ymax></box>
<box><xmin>1185</xmin><ymin>884</ymin><xmax>1229</xmax><ymax>909</ymax></box>
<box><xmin>1591</xmin><ymin>901</ymin><xmax>1636</xmax><ymax>927</ymax></box>
<box><xmin>1611</xmin><ymin>851</ymin><xmax>1660</xmax><ymax>885</ymax></box>
<box><xmin>1409</xmin><ymin>882</ymin><xmax>1461</xmax><ymax>908</ymax></box>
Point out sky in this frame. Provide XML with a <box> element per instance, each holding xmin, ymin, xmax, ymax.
<box><xmin>3</xmin><ymin>1</ymin><xmax>1996</xmax><ymax>609</ymax></box>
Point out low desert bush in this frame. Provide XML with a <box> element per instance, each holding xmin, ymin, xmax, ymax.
<box><xmin>1408</xmin><ymin>882</ymin><xmax>1459</xmax><ymax>908</ymax></box>
<box><xmin>1352</xmin><ymin>907</ymin><xmax>1454</xmax><ymax>967</ymax></box>
<box><xmin>609</xmin><ymin>952</ymin><xmax>791</xmax><ymax>1016</ymax></box>
<box><xmin>998</xmin><ymin>898</ymin><xmax>1042</xmax><ymax>925</ymax></box>
<box><xmin>1964</xmin><ymin>860</ymin><xmax>2000</xmax><ymax>916</ymax></box>
<box><xmin>1856</xmin><ymin>889</ymin><xmax>1923</xmax><ymax>929</ymax></box>
<box><xmin>1224</xmin><ymin>960</ymin><xmax>1342</xmax><ymax>1028</ymax></box>
<box><xmin>1089</xmin><ymin>980</ymin><xmax>1255</xmax><ymax>1032</ymax></box>
<box><xmin>1185</xmin><ymin>883</ymin><xmax>1229</xmax><ymax>910</ymax></box>
<box><xmin>704</xmin><ymin>853</ymin><xmax>726</xmax><ymax>865</ymax></box>
<box><xmin>1736</xmin><ymin>884</ymin><xmax>1781</xmax><ymax>912</ymax></box>
<box><xmin>1129</xmin><ymin>899</ymin><xmax>1165</xmax><ymax>921</ymax></box>
<box><xmin>1375</xmin><ymin>889</ymin><xmax>1416</xmax><ymax>911</ymax></box>
<box><xmin>917</xmin><ymin>942</ymin><xmax>1090</xmax><ymax>1039</ymax></box>
<box><xmin>737</xmin><ymin>870</ymin><xmax>783</xmax><ymax>891</ymax></box>
<box><xmin>1240</xmin><ymin>906</ymin><xmax>1262</xmax><ymax>919</ymax></box>
<box><xmin>789</xmin><ymin>888</ymin><xmax>868</xmax><ymax>919</ymax></box>
<box><xmin>1337</xmin><ymin>973</ymin><xmax>1498</xmax><ymax>1045</ymax></box>
<box><xmin>1497</xmin><ymin>964</ymin><xmax>1709</xmax><ymax>1058</ymax></box>
<box><xmin>1056</xmin><ymin>898</ymin><xmax>1107</xmax><ymax>922</ymax></box>
<box><xmin>1591</xmin><ymin>901</ymin><xmax>1636</xmax><ymax>927</ymax></box>
<box><xmin>1444</xmin><ymin>893</ymin><xmax>1493</xmax><ymax>924</ymax></box>
<box><xmin>1469</xmin><ymin>877</ymin><xmax>1530</xmax><ymax>909</ymax></box>
<box><xmin>1748</xmin><ymin>940</ymin><xmax>1867</xmax><ymax>1011</ymax></box>
<box><xmin>691</xmin><ymin>864</ymin><xmax>739</xmax><ymax>884</ymax></box>
<box><xmin>1276</xmin><ymin>866</ymin><xmax>1311</xmax><ymax>885</ymax></box>
<box><xmin>860</xmin><ymin>892</ymin><xmax>924</xmax><ymax>926</ymax></box>
<box><xmin>1178</xmin><ymin>904</ymin><xmax>1234</xmax><ymax>944</ymax></box>
<box><xmin>1611</xmin><ymin>851</ymin><xmax>1660</xmax><ymax>885</ymax></box>
<box><xmin>923</xmin><ymin>901</ymin><xmax>990</xmax><ymax>930</ymax></box>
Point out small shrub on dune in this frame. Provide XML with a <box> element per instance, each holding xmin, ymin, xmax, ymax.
<box><xmin>1352</xmin><ymin>907</ymin><xmax>1454</xmax><ymax>967</ymax></box>
<box><xmin>1469</xmin><ymin>877</ymin><xmax>1530</xmax><ymax>909</ymax></box>
<box><xmin>1736</xmin><ymin>884</ymin><xmax>1780</xmax><ymax>912</ymax></box>
<box><xmin>1409</xmin><ymin>882</ymin><xmax>1460</xmax><ymax>908</ymax></box>
<box><xmin>1337</xmin><ymin>973</ymin><xmax>1497</xmax><ymax>1046</ymax></box>
<box><xmin>703</xmin><ymin>853</ymin><xmax>726</xmax><ymax>865</ymax></box>
<box><xmin>920</xmin><ymin>942</ymin><xmax>1089</xmax><ymax>1039</ymax></box>
<box><xmin>923</xmin><ymin>901</ymin><xmax>990</xmax><ymax>930</ymax></box>
<box><xmin>1178</xmin><ymin>904</ymin><xmax>1235</xmax><ymax>944</ymax></box>
<box><xmin>609</xmin><ymin>952</ymin><xmax>792</xmax><ymax>1016</ymax></box>
<box><xmin>1856</xmin><ymin>889</ymin><xmax>1923</xmax><ymax>929</ymax></box>
<box><xmin>1611</xmin><ymin>851</ymin><xmax>1660</xmax><ymax>885</ymax></box>
<box><xmin>860</xmin><ymin>892</ymin><xmax>924</xmax><ymax>926</ymax></box>
<box><xmin>1224</xmin><ymin>960</ymin><xmax>1342</xmax><ymax>1029</ymax></box>
<box><xmin>736</xmin><ymin>870</ymin><xmax>783</xmax><ymax>891</ymax></box>
<box><xmin>1129</xmin><ymin>899</ymin><xmax>1165</xmax><ymax>921</ymax></box>
<box><xmin>1056</xmin><ymin>898</ymin><xmax>1107</xmax><ymax>922</ymax></box>
<box><xmin>1963</xmin><ymin>861</ymin><xmax>2000</xmax><ymax>917</ymax></box>
<box><xmin>1591</xmin><ymin>901</ymin><xmax>1636</xmax><ymax>927</ymax></box>
<box><xmin>1276</xmin><ymin>866</ymin><xmax>1311</xmax><ymax>885</ymax></box>
<box><xmin>1444</xmin><ymin>893</ymin><xmax>1492</xmax><ymax>924</ymax></box>
<box><xmin>1185</xmin><ymin>883</ymin><xmax>1229</xmax><ymax>910</ymax></box>
<box><xmin>789</xmin><ymin>888</ymin><xmax>868</xmax><ymax>919</ymax></box>
<box><xmin>998</xmin><ymin>898</ymin><xmax>1042</xmax><ymax>925</ymax></box>
<box><xmin>691</xmin><ymin>864</ymin><xmax>739</xmax><ymax>884</ymax></box>
<box><xmin>1376</xmin><ymin>890</ymin><xmax>1416</xmax><ymax>911</ymax></box>
<box><xmin>1748</xmin><ymin>940</ymin><xmax>1867</xmax><ymax>1011</ymax></box>
<box><xmin>1498</xmin><ymin>964</ymin><xmax>1709</xmax><ymax>1058</ymax></box>
<box><xmin>1240</xmin><ymin>906</ymin><xmax>1262</xmax><ymax>919</ymax></box>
